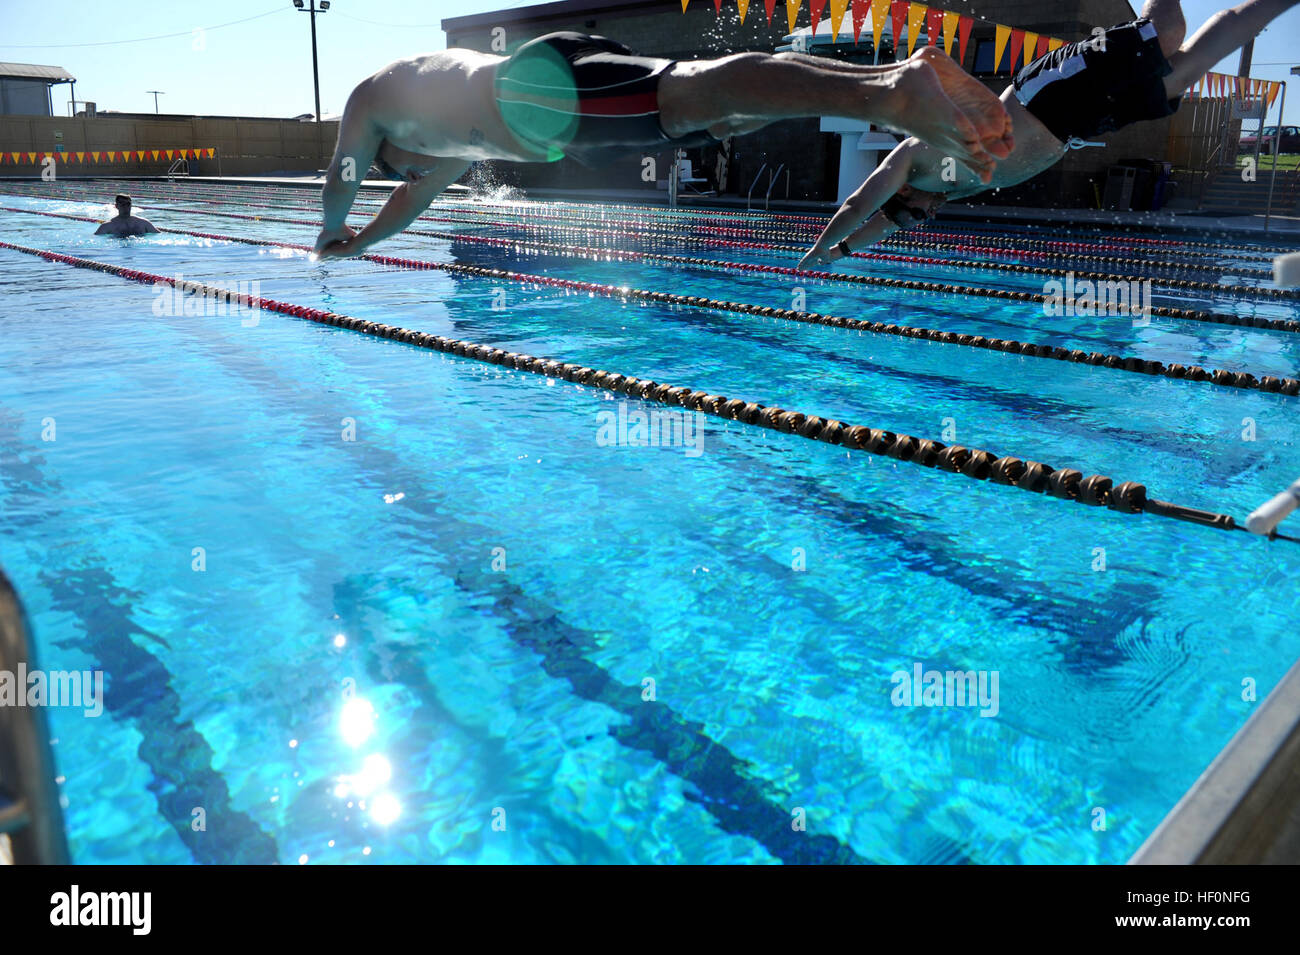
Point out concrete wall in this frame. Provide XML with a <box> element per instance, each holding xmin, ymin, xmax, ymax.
<box><xmin>0</xmin><ymin>114</ymin><xmax>339</xmax><ymax>177</ymax></box>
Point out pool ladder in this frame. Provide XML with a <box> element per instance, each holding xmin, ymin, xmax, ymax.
<box><xmin>0</xmin><ymin>566</ymin><xmax>70</xmax><ymax>864</ymax></box>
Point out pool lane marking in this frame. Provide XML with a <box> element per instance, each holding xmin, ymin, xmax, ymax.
<box><xmin>4</xmin><ymin>204</ymin><xmax>1298</xmax><ymax>395</ymax></box>
<box><xmin>0</xmin><ymin>185</ymin><xmax>1284</xmax><ymax>272</ymax></box>
<box><xmin>3</xmin><ymin>238</ymin><xmax>1280</xmax><ymax>543</ymax></box>
<box><xmin>0</xmin><ymin>416</ymin><xmax>280</xmax><ymax>864</ymax></box>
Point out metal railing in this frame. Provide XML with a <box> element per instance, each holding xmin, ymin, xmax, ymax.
<box><xmin>764</xmin><ymin>163</ymin><xmax>786</xmax><ymax>210</ymax></box>
<box><xmin>746</xmin><ymin>162</ymin><xmax>768</xmax><ymax>210</ymax></box>
<box><xmin>0</xmin><ymin>567</ymin><xmax>70</xmax><ymax>864</ymax></box>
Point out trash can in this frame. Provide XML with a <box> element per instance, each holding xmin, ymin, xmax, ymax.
<box><xmin>1103</xmin><ymin>165</ymin><xmax>1137</xmax><ymax>210</ymax></box>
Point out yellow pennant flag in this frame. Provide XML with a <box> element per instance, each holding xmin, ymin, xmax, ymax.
<box><xmin>830</xmin><ymin>0</ymin><xmax>848</xmax><ymax>39</ymax></box>
<box><xmin>942</xmin><ymin>10</ymin><xmax>959</xmax><ymax>56</ymax></box>
<box><xmin>906</xmin><ymin>3</ymin><xmax>926</xmax><ymax>55</ymax></box>
<box><xmin>871</xmin><ymin>0</ymin><xmax>889</xmax><ymax>53</ymax></box>
<box><xmin>166</xmin><ymin>149</ymin><xmax>175</xmax><ymax>160</ymax></box>
<box><xmin>26</xmin><ymin>152</ymin><xmax>37</xmax><ymax>163</ymax></box>
<box><xmin>9</xmin><ymin>153</ymin><xmax>19</xmax><ymax>163</ymax></box>
<box><xmin>993</xmin><ymin>24</ymin><xmax>1010</xmax><ymax>73</ymax></box>
<box><xmin>1047</xmin><ymin>37</ymin><xmax>1063</xmax><ymax>51</ymax></box>
<box><xmin>1022</xmin><ymin>31</ymin><xmax>1038</xmax><ymax>68</ymax></box>
<box><xmin>92</xmin><ymin>151</ymin><xmax>101</xmax><ymax>162</ymax></box>
<box><xmin>75</xmin><ymin>152</ymin><xmax>85</xmax><ymax>162</ymax></box>
<box><xmin>207</xmin><ymin>148</ymin><xmax>215</xmax><ymax>158</ymax></box>
<box><xmin>786</xmin><ymin>0</ymin><xmax>800</xmax><ymax>33</ymax></box>
<box><xmin>681</xmin><ymin>0</ymin><xmax>688</xmax><ymax>10</ymax></box>
<box><xmin>737</xmin><ymin>0</ymin><xmax>749</xmax><ymax>22</ymax></box>
<box><xmin>1268</xmin><ymin>81</ymin><xmax>1281</xmax><ymax>107</ymax></box>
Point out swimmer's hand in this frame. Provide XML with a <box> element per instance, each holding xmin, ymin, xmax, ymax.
<box><xmin>314</xmin><ymin>224</ymin><xmax>357</xmax><ymax>256</ymax></box>
<box><xmin>798</xmin><ymin>240</ymin><xmax>844</xmax><ymax>271</ymax></box>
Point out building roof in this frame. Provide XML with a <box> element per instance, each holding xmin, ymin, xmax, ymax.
<box><xmin>442</xmin><ymin>0</ymin><xmax>662</xmax><ymax>32</ymax></box>
<box><xmin>0</xmin><ymin>62</ymin><xmax>76</xmax><ymax>83</ymax></box>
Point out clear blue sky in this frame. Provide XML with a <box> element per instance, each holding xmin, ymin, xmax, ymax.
<box><xmin>0</xmin><ymin>1</ymin><xmax>1295</xmax><ymax>122</ymax></box>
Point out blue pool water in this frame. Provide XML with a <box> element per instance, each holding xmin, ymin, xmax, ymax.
<box><xmin>0</xmin><ymin>181</ymin><xmax>1297</xmax><ymax>864</ymax></box>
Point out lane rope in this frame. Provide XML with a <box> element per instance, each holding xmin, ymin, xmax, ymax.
<box><xmin>1</xmin><ymin>236</ymin><xmax>1274</xmax><ymax>543</ymax></box>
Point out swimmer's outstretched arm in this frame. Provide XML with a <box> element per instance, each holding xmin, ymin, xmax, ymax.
<box><xmin>316</xmin><ymin>159</ymin><xmax>470</xmax><ymax>259</ymax></box>
<box><xmin>316</xmin><ymin>85</ymin><xmax>384</xmax><ymax>253</ymax></box>
<box><xmin>799</xmin><ymin>141</ymin><xmax>920</xmax><ymax>268</ymax></box>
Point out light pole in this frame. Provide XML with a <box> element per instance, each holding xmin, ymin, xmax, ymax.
<box><xmin>147</xmin><ymin>90</ymin><xmax>164</xmax><ymax>114</ymax></box>
<box><xmin>293</xmin><ymin>0</ymin><xmax>330</xmax><ymax>169</ymax></box>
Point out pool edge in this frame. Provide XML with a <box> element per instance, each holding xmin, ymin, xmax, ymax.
<box><xmin>1130</xmin><ymin>654</ymin><xmax>1300</xmax><ymax>864</ymax></box>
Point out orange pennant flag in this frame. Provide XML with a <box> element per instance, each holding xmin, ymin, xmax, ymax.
<box><xmin>786</xmin><ymin>0</ymin><xmax>800</xmax><ymax>32</ymax></box>
<box><xmin>1268</xmin><ymin>81</ymin><xmax>1281</xmax><ymax>107</ymax></box>
<box><xmin>150</xmin><ymin>149</ymin><xmax>161</xmax><ymax>161</ymax></box>
<box><xmin>871</xmin><ymin>0</ymin><xmax>889</xmax><ymax>52</ymax></box>
<box><xmin>906</xmin><ymin>3</ymin><xmax>925</xmax><ymax>55</ymax></box>
<box><xmin>941</xmin><ymin>10</ymin><xmax>959</xmax><ymax>56</ymax></box>
<box><xmin>829</xmin><ymin>0</ymin><xmax>848</xmax><ymax>39</ymax></box>
<box><xmin>166</xmin><ymin>149</ymin><xmax>175</xmax><ymax>160</ymax></box>
<box><xmin>826</xmin><ymin>0</ymin><xmax>849</xmax><ymax>38</ymax></box>
<box><xmin>1047</xmin><ymin>37</ymin><xmax>1063</xmax><ymax>52</ymax></box>
<box><xmin>26</xmin><ymin>152</ymin><xmax>37</xmax><ymax>163</ymax></box>
<box><xmin>737</xmin><ymin>0</ymin><xmax>750</xmax><ymax>22</ymax></box>
<box><xmin>91</xmin><ymin>151</ymin><xmax>101</xmax><ymax>162</ymax></box>
<box><xmin>1022</xmin><ymin>32</ymin><xmax>1038</xmax><ymax>69</ymax></box>
<box><xmin>207</xmin><ymin>148</ymin><xmax>215</xmax><ymax>158</ymax></box>
<box><xmin>993</xmin><ymin>24</ymin><xmax>1010</xmax><ymax>74</ymax></box>
<box><xmin>75</xmin><ymin>152</ymin><xmax>85</xmax><ymax>162</ymax></box>
<box><xmin>9</xmin><ymin>153</ymin><xmax>19</xmax><ymax>163</ymax></box>
<box><xmin>680</xmin><ymin>0</ymin><xmax>688</xmax><ymax>10</ymax></box>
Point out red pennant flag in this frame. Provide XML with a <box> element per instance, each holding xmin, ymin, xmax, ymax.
<box><xmin>850</xmin><ymin>0</ymin><xmax>868</xmax><ymax>43</ymax></box>
<box><xmin>957</xmin><ymin>14</ymin><xmax>973</xmax><ymax>65</ymax></box>
<box><xmin>925</xmin><ymin>6</ymin><xmax>942</xmax><ymax>46</ymax></box>
<box><xmin>713</xmin><ymin>0</ymin><xmax>721</xmax><ymax>11</ymax></box>
<box><xmin>1008</xmin><ymin>29</ymin><xmax>1025</xmax><ymax>72</ymax></box>
<box><xmin>890</xmin><ymin>0</ymin><xmax>906</xmax><ymax>54</ymax></box>
<box><xmin>810</xmin><ymin>0</ymin><xmax>826</xmax><ymax>34</ymax></box>
<box><xmin>763</xmin><ymin>0</ymin><xmax>776</xmax><ymax>23</ymax></box>
<box><xmin>1035</xmin><ymin>35</ymin><xmax>1048</xmax><ymax>59</ymax></box>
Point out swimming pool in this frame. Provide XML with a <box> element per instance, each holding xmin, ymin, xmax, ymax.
<box><xmin>1</xmin><ymin>178</ymin><xmax>1297</xmax><ymax>864</ymax></box>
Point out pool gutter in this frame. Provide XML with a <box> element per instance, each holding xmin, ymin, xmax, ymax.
<box><xmin>1130</xmin><ymin>655</ymin><xmax>1300</xmax><ymax>864</ymax></box>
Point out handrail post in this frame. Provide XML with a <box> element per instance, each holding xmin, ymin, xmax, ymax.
<box><xmin>0</xmin><ymin>567</ymin><xmax>70</xmax><ymax>864</ymax></box>
<box><xmin>746</xmin><ymin>162</ymin><xmax>768</xmax><ymax>211</ymax></box>
<box><xmin>1264</xmin><ymin>81</ymin><xmax>1285</xmax><ymax>233</ymax></box>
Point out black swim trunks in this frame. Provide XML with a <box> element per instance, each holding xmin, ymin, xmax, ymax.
<box><xmin>1013</xmin><ymin>19</ymin><xmax>1182</xmax><ymax>143</ymax></box>
<box><xmin>494</xmin><ymin>32</ymin><xmax>720</xmax><ymax>166</ymax></box>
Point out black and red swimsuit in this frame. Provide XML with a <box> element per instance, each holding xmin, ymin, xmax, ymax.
<box><xmin>494</xmin><ymin>32</ymin><xmax>719</xmax><ymax>166</ymax></box>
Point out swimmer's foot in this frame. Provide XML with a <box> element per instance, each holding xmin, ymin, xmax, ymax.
<box><xmin>875</xmin><ymin>47</ymin><xmax>1015</xmax><ymax>181</ymax></box>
